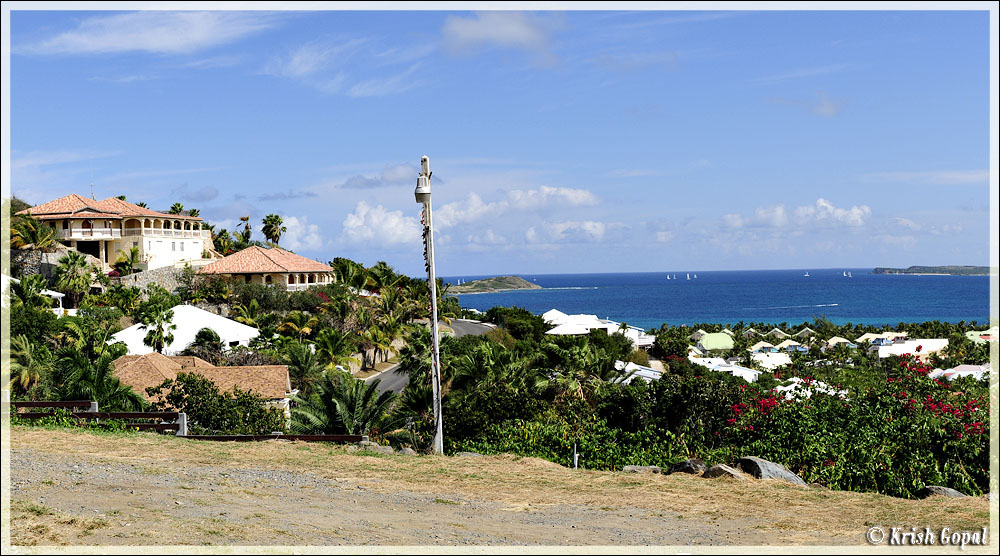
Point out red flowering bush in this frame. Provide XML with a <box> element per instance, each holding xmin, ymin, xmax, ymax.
<box><xmin>710</xmin><ymin>354</ymin><xmax>988</xmax><ymax>498</ymax></box>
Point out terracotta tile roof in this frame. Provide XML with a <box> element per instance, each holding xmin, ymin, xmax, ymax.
<box><xmin>196</xmin><ymin>366</ymin><xmax>292</xmax><ymax>399</ymax></box>
<box><xmin>113</xmin><ymin>354</ymin><xmax>290</xmax><ymax>402</ymax></box>
<box><xmin>197</xmin><ymin>246</ymin><xmax>333</xmax><ymax>275</ymax></box>
<box><xmin>18</xmin><ymin>194</ymin><xmax>201</xmax><ymax>221</ymax></box>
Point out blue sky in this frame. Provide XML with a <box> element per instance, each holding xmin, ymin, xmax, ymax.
<box><xmin>4</xmin><ymin>5</ymin><xmax>995</xmax><ymax>277</ymax></box>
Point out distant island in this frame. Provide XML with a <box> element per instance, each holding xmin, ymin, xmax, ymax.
<box><xmin>448</xmin><ymin>275</ymin><xmax>542</xmax><ymax>294</ymax></box>
<box><xmin>872</xmin><ymin>265</ymin><xmax>990</xmax><ymax>276</ymax></box>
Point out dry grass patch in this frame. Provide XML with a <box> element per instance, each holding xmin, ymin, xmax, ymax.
<box><xmin>10</xmin><ymin>426</ymin><xmax>990</xmax><ymax>542</ymax></box>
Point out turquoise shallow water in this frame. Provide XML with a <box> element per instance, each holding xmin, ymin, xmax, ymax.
<box><xmin>444</xmin><ymin>269</ymin><xmax>992</xmax><ymax>331</ymax></box>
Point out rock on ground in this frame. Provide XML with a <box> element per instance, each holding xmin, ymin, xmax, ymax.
<box><xmin>668</xmin><ymin>458</ymin><xmax>706</xmax><ymax>475</ymax></box>
<box><xmin>703</xmin><ymin>465</ymin><xmax>746</xmax><ymax>480</ymax></box>
<box><xmin>737</xmin><ymin>456</ymin><xmax>806</xmax><ymax>486</ymax></box>
<box><xmin>622</xmin><ymin>465</ymin><xmax>661</xmax><ymax>474</ymax></box>
<box><xmin>920</xmin><ymin>486</ymin><xmax>967</xmax><ymax>498</ymax></box>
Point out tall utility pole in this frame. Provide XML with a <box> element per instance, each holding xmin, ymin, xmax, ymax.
<box><xmin>415</xmin><ymin>155</ymin><xmax>444</xmax><ymax>455</ymax></box>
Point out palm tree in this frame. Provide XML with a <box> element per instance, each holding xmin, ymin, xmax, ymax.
<box><xmin>232</xmin><ymin>299</ymin><xmax>263</xmax><ymax>327</ymax></box>
<box><xmin>281</xmin><ymin>340</ymin><xmax>325</xmax><ymax>397</ymax></box>
<box><xmin>277</xmin><ymin>311</ymin><xmax>319</xmax><ymax>342</ymax></box>
<box><xmin>261</xmin><ymin>214</ymin><xmax>286</xmax><ymax>246</ymax></box>
<box><xmin>54</xmin><ymin>250</ymin><xmax>92</xmax><ymax>308</ymax></box>
<box><xmin>11</xmin><ymin>274</ymin><xmax>54</xmax><ymax>310</ymax></box>
<box><xmin>169</xmin><ymin>202</ymin><xmax>185</xmax><ymax>215</ymax></box>
<box><xmin>314</xmin><ymin>328</ymin><xmax>360</xmax><ymax>370</ymax></box>
<box><xmin>57</xmin><ymin>350</ymin><xmax>146</xmax><ymax>411</ymax></box>
<box><xmin>139</xmin><ymin>304</ymin><xmax>176</xmax><ymax>353</ymax></box>
<box><xmin>213</xmin><ymin>229</ymin><xmax>234</xmax><ymax>254</ymax></box>
<box><xmin>9</xmin><ymin>335</ymin><xmax>53</xmax><ymax>396</ymax></box>
<box><xmin>238</xmin><ymin>215</ymin><xmax>252</xmax><ymax>244</ymax></box>
<box><xmin>113</xmin><ymin>246</ymin><xmax>142</xmax><ymax>275</ymax></box>
<box><xmin>10</xmin><ymin>213</ymin><xmax>56</xmax><ymax>251</ymax></box>
<box><xmin>188</xmin><ymin>208</ymin><xmax>200</xmax><ymax>218</ymax></box>
<box><xmin>136</xmin><ymin>202</ymin><xmax>148</xmax><ymax>208</ymax></box>
<box><xmin>291</xmin><ymin>372</ymin><xmax>399</xmax><ymax>438</ymax></box>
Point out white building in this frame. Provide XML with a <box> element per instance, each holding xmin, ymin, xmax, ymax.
<box><xmin>877</xmin><ymin>338</ymin><xmax>948</xmax><ymax>359</ymax></box>
<box><xmin>110</xmin><ymin>305</ymin><xmax>260</xmax><ymax>355</ymax></box>
<box><xmin>542</xmin><ymin>309</ymin><xmax>655</xmax><ymax>348</ymax></box>
<box><xmin>18</xmin><ymin>194</ymin><xmax>212</xmax><ymax>271</ymax></box>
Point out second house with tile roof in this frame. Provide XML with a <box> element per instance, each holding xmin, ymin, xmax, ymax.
<box><xmin>197</xmin><ymin>245</ymin><xmax>334</xmax><ymax>291</ymax></box>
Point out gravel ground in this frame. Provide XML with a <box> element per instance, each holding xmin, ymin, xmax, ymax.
<box><xmin>10</xmin><ymin>445</ymin><xmax>808</xmax><ymax>547</ymax></box>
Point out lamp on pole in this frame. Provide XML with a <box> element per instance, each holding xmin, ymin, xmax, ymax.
<box><xmin>415</xmin><ymin>155</ymin><xmax>444</xmax><ymax>455</ymax></box>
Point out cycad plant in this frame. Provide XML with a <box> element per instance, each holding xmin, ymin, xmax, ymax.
<box><xmin>291</xmin><ymin>371</ymin><xmax>400</xmax><ymax>440</ymax></box>
<box><xmin>56</xmin><ymin>350</ymin><xmax>146</xmax><ymax>411</ymax></box>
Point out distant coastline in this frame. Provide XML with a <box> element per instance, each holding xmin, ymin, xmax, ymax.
<box><xmin>871</xmin><ymin>265</ymin><xmax>989</xmax><ymax>276</ymax></box>
<box><xmin>448</xmin><ymin>275</ymin><xmax>542</xmax><ymax>295</ymax></box>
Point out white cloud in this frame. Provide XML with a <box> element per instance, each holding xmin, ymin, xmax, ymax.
<box><xmin>282</xmin><ymin>215</ymin><xmax>324</xmax><ymax>251</ymax></box>
<box><xmin>24</xmin><ymin>12</ymin><xmax>275</xmax><ymax>55</ymax></box>
<box><xmin>794</xmin><ymin>198</ymin><xmax>870</xmax><ymax>227</ymax></box>
<box><xmin>13</xmin><ymin>149</ymin><xmax>120</xmax><ymax>170</ymax></box>
<box><xmin>507</xmin><ymin>185</ymin><xmax>598</xmax><ymax>209</ymax></box>
<box><xmin>340</xmin><ymin>162</ymin><xmax>419</xmax><ymax>189</ymax></box>
<box><xmin>263</xmin><ymin>38</ymin><xmax>429</xmax><ymax>97</ymax></box>
<box><xmin>754</xmin><ymin>64</ymin><xmax>848</xmax><ymax>84</ymax></box>
<box><xmin>724</xmin><ymin>198</ymin><xmax>870</xmax><ymax>232</ymax></box>
<box><xmin>341</xmin><ymin>201</ymin><xmax>421</xmax><ymax>247</ymax></box>
<box><xmin>655</xmin><ymin>231</ymin><xmax>674</xmax><ymax>243</ymax></box>
<box><xmin>434</xmin><ymin>186</ymin><xmax>599</xmax><ymax>230</ymax></box>
<box><xmin>435</xmin><ymin>193</ymin><xmax>499</xmax><ymax>228</ymax></box>
<box><xmin>263</xmin><ymin>39</ymin><xmax>368</xmax><ymax>78</ymax></box>
<box><xmin>894</xmin><ymin>217</ymin><xmax>921</xmax><ymax>231</ymax></box>
<box><xmin>442</xmin><ymin>12</ymin><xmax>560</xmax><ymax>65</ymax></box>
<box><xmin>861</xmin><ymin>170</ymin><xmax>988</xmax><ymax>186</ymax></box>
<box><xmin>348</xmin><ymin>64</ymin><xmax>424</xmax><ymax>98</ymax></box>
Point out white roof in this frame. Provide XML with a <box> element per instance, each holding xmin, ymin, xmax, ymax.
<box><xmin>775</xmin><ymin>339</ymin><xmax>802</xmax><ymax>349</ymax></box>
<box><xmin>2</xmin><ymin>273</ymin><xmax>65</xmax><ymax>300</ymax></box>
<box><xmin>749</xmin><ymin>341</ymin><xmax>774</xmax><ymax>352</ymax></box>
<box><xmin>877</xmin><ymin>339</ymin><xmax>948</xmax><ymax>359</ymax></box>
<box><xmin>827</xmin><ymin>336</ymin><xmax>853</xmax><ymax>346</ymax></box>
<box><xmin>545</xmin><ymin>322</ymin><xmax>596</xmax><ymax>336</ymax></box>
<box><xmin>613</xmin><ymin>360</ymin><xmax>662</xmax><ymax>384</ymax></box>
<box><xmin>751</xmin><ymin>352</ymin><xmax>792</xmax><ymax>370</ymax></box>
<box><xmin>542</xmin><ymin>308</ymin><xmax>570</xmax><ymax>324</ymax></box>
<box><xmin>110</xmin><ymin>304</ymin><xmax>260</xmax><ymax>355</ymax></box>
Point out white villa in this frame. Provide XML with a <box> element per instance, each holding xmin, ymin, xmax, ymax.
<box><xmin>542</xmin><ymin>309</ymin><xmax>656</xmax><ymax>349</ymax></box>
<box><xmin>18</xmin><ymin>194</ymin><xmax>211</xmax><ymax>271</ymax></box>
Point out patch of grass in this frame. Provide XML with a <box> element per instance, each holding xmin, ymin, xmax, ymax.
<box><xmin>434</xmin><ymin>498</ymin><xmax>459</xmax><ymax>505</ymax></box>
<box><xmin>19</xmin><ymin>501</ymin><xmax>54</xmax><ymax>516</ymax></box>
<box><xmin>40</xmin><ymin>479</ymin><xmax>56</xmax><ymax>486</ymax></box>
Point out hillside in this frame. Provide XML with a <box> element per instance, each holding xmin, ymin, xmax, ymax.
<box><xmin>8</xmin><ymin>427</ymin><xmax>990</xmax><ymax>547</ymax></box>
<box><xmin>871</xmin><ymin>265</ymin><xmax>990</xmax><ymax>275</ymax></box>
<box><xmin>448</xmin><ymin>275</ymin><xmax>542</xmax><ymax>294</ymax></box>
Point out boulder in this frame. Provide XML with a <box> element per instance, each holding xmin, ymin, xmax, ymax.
<box><xmin>919</xmin><ymin>485</ymin><xmax>967</xmax><ymax>498</ymax></box>
<box><xmin>668</xmin><ymin>458</ymin><xmax>706</xmax><ymax>475</ymax></box>
<box><xmin>702</xmin><ymin>464</ymin><xmax>746</xmax><ymax>480</ymax></box>
<box><xmin>358</xmin><ymin>441</ymin><xmax>394</xmax><ymax>455</ymax></box>
<box><xmin>398</xmin><ymin>447</ymin><xmax>417</xmax><ymax>456</ymax></box>
<box><xmin>737</xmin><ymin>456</ymin><xmax>806</xmax><ymax>486</ymax></box>
<box><xmin>622</xmin><ymin>465</ymin><xmax>661</xmax><ymax>474</ymax></box>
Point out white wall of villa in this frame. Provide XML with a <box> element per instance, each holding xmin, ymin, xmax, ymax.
<box><xmin>55</xmin><ymin>216</ymin><xmax>208</xmax><ymax>271</ymax></box>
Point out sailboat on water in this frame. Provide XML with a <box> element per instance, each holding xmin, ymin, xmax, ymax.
<box><xmin>693</xmin><ymin>274</ymin><xmax>697</xmax><ymax>279</ymax></box>
<box><xmin>666</xmin><ymin>274</ymin><xmax>671</xmax><ymax>280</ymax></box>
<box><xmin>686</xmin><ymin>273</ymin><xmax>691</xmax><ymax>280</ymax></box>
<box><xmin>848</xmin><ymin>271</ymin><xmax>852</xmax><ymax>278</ymax></box>
<box><xmin>843</xmin><ymin>271</ymin><xmax>847</xmax><ymax>277</ymax></box>
<box><xmin>804</xmin><ymin>271</ymin><xmax>810</xmax><ymax>277</ymax></box>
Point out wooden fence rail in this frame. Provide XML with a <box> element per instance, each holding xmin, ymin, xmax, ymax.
<box><xmin>12</xmin><ymin>402</ymin><xmax>365</xmax><ymax>444</ymax></box>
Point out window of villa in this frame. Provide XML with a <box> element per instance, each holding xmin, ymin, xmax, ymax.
<box><xmin>62</xmin><ymin>220</ymin><xmax>68</xmax><ymax>229</ymax></box>
<box><xmin>171</xmin><ymin>242</ymin><xmax>175</xmax><ymax>251</ymax></box>
<box><xmin>180</xmin><ymin>242</ymin><xmax>184</xmax><ymax>252</ymax></box>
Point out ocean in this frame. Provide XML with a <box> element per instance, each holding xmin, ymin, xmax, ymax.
<box><xmin>443</xmin><ymin>269</ymin><xmax>992</xmax><ymax>331</ymax></box>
